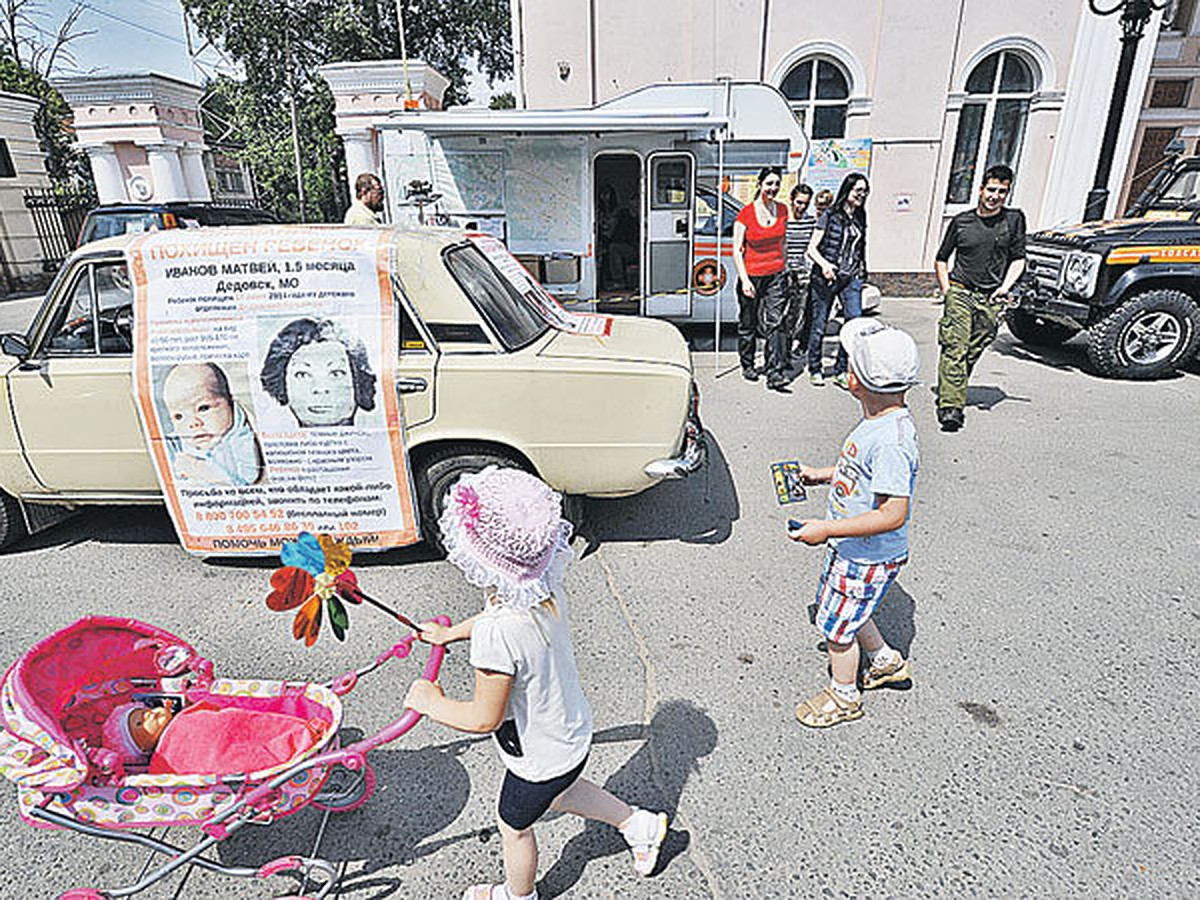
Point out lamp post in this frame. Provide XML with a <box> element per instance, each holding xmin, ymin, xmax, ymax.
<box><xmin>1083</xmin><ymin>0</ymin><xmax>1171</xmax><ymax>221</ymax></box>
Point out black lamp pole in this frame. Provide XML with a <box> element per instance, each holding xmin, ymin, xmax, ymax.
<box><xmin>1083</xmin><ymin>0</ymin><xmax>1171</xmax><ymax>221</ymax></box>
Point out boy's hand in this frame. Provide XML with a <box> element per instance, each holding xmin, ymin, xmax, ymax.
<box><xmin>799</xmin><ymin>464</ymin><xmax>832</xmax><ymax>485</ymax></box>
<box><xmin>789</xmin><ymin>519</ymin><xmax>831</xmax><ymax>545</ymax></box>
<box><xmin>404</xmin><ymin>678</ymin><xmax>444</xmax><ymax>715</ymax></box>
<box><xmin>416</xmin><ymin>622</ymin><xmax>452</xmax><ymax>646</ymax></box>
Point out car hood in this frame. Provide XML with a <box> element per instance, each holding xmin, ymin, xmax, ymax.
<box><xmin>1033</xmin><ymin>216</ymin><xmax>1198</xmax><ymax>250</ymax></box>
<box><xmin>537</xmin><ymin>316</ymin><xmax>691</xmax><ymax>371</ymax></box>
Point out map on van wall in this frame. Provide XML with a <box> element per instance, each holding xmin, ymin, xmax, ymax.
<box><xmin>125</xmin><ymin>226</ymin><xmax>420</xmax><ymax>556</ymax></box>
<box><xmin>504</xmin><ymin>138</ymin><xmax>585</xmax><ymax>248</ymax></box>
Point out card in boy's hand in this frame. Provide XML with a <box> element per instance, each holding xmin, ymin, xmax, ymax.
<box><xmin>771</xmin><ymin>460</ymin><xmax>806</xmax><ymax>504</ymax></box>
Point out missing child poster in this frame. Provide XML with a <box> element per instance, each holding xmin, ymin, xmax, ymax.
<box><xmin>127</xmin><ymin>226</ymin><xmax>419</xmax><ymax>555</ymax></box>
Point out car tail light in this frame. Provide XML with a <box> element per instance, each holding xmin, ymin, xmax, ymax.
<box><xmin>689</xmin><ymin>381</ymin><xmax>701</xmax><ymax>421</ymax></box>
<box><xmin>162</xmin><ymin>213</ymin><xmax>178</xmax><ymax>229</ymax></box>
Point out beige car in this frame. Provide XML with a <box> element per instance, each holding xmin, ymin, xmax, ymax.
<box><xmin>0</xmin><ymin>227</ymin><xmax>703</xmax><ymax>550</ymax></box>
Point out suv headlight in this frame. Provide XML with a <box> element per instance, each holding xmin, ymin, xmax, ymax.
<box><xmin>1060</xmin><ymin>251</ymin><xmax>1102</xmax><ymax>297</ymax></box>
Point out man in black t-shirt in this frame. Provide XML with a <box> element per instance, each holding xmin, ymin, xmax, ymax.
<box><xmin>933</xmin><ymin>164</ymin><xmax>1026</xmax><ymax>432</ymax></box>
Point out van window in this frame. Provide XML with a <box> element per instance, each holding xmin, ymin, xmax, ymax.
<box><xmin>443</xmin><ymin>243</ymin><xmax>550</xmax><ymax>350</ymax></box>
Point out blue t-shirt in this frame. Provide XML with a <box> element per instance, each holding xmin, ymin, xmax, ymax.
<box><xmin>826</xmin><ymin>408</ymin><xmax>919</xmax><ymax>563</ymax></box>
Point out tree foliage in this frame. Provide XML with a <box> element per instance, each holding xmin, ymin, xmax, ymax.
<box><xmin>182</xmin><ymin>0</ymin><xmax>512</xmax><ymax>221</ymax></box>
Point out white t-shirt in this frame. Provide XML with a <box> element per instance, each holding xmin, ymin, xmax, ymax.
<box><xmin>469</xmin><ymin>595</ymin><xmax>593</xmax><ymax>782</ymax></box>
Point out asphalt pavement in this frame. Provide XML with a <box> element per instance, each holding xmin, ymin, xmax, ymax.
<box><xmin>0</xmin><ymin>298</ymin><xmax>1197</xmax><ymax>898</ymax></box>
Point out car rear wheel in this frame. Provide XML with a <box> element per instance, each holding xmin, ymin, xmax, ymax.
<box><xmin>414</xmin><ymin>446</ymin><xmax>528</xmax><ymax>553</ymax></box>
<box><xmin>0</xmin><ymin>490</ymin><xmax>27</xmax><ymax>552</ymax></box>
<box><xmin>1087</xmin><ymin>288</ymin><xmax>1200</xmax><ymax>379</ymax></box>
<box><xmin>1005</xmin><ymin>308</ymin><xmax>1078</xmax><ymax>346</ymax></box>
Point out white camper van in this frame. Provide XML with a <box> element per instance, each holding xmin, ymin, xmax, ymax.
<box><xmin>377</xmin><ymin>81</ymin><xmax>809</xmax><ymax>326</ymax></box>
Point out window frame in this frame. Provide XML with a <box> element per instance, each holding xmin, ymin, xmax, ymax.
<box><xmin>780</xmin><ymin>56</ymin><xmax>851</xmax><ymax>140</ymax></box>
<box><xmin>945</xmin><ymin>49</ymin><xmax>1037</xmax><ymax>208</ymax></box>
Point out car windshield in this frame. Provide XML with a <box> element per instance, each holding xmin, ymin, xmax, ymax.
<box><xmin>443</xmin><ymin>243</ymin><xmax>551</xmax><ymax>350</ymax></box>
<box><xmin>80</xmin><ymin>212</ymin><xmax>161</xmax><ymax>245</ymax></box>
<box><xmin>1150</xmin><ymin>169</ymin><xmax>1200</xmax><ymax>210</ymax></box>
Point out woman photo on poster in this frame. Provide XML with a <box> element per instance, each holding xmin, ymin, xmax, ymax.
<box><xmin>159</xmin><ymin>361</ymin><xmax>264</xmax><ymax>485</ymax></box>
<box><xmin>260</xmin><ymin>318</ymin><xmax>378</xmax><ymax>428</ymax></box>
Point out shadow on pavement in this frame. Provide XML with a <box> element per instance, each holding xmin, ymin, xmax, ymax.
<box><xmin>579</xmin><ymin>431</ymin><xmax>738</xmax><ymax>552</ymax></box>
<box><xmin>538</xmin><ymin>699</ymin><xmax>718</xmax><ymax>897</ymax></box>
<box><xmin>220</xmin><ymin>733</ymin><xmax>483</xmax><ymax>898</ymax></box>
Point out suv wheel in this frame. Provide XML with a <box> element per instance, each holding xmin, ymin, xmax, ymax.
<box><xmin>1087</xmin><ymin>288</ymin><xmax>1200</xmax><ymax>379</ymax></box>
<box><xmin>0</xmin><ymin>490</ymin><xmax>27</xmax><ymax>552</ymax></box>
<box><xmin>1005</xmin><ymin>309</ymin><xmax>1078</xmax><ymax>346</ymax></box>
<box><xmin>414</xmin><ymin>446</ymin><xmax>527</xmax><ymax>553</ymax></box>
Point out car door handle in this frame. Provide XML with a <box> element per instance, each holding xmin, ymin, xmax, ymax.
<box><xmin>396</xmin><ymin>377</ymin><xmax>428</xmax><ymax>394</ymax></box>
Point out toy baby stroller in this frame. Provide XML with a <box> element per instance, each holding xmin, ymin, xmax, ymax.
<box><xmin>0</xmin><ymin>615</ymin><xmax>447</xmax><ymax>899</ymax></box>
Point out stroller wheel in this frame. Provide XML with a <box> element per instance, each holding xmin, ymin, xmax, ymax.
<box><xmin>311</xmin><ymin>761</ymin><xmax>376</xmax><ymax>813</ymax></box>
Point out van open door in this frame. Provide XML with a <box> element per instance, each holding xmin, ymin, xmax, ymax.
<box><xmin>642</xmin><ymin>152</ymin><xmax>694</xmax><ymax>317</ymax></box>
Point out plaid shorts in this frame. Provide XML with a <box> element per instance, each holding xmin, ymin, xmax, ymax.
<box><xmin>813</xmin><ymin>548</ymin><xmax>906</xmax><ymax>644</ymax></box>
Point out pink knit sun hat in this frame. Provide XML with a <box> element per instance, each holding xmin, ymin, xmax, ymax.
<box><xmin>102</xmin><ymin>702</ymin><xmax>149</xmax><ymax>764</ymax></box>
<box><xmin>439</xmin><ymin>466</ymin><xmax>573</xmax><ymax>609</ymax></box>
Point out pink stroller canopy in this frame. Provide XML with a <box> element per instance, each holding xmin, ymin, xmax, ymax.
<box><xmin>0</xmin><ymin>617</ymin><xmax>198</xmax><ymax>790</ymax></box>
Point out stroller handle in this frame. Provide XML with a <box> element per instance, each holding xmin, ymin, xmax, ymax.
<box><xmin>337</xmin><ymin>615</ymin><xmax>450</xmax><ymax>758</ymax></box>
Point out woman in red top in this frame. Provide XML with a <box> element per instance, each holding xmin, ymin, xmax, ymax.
<box><xmin>733</xmin><ymin>166</ymin><xmax>790</xmax><ymax>390</ymax></box>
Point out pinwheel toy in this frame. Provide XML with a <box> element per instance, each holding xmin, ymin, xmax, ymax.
<box><xmin>267</xmin><ymin>532</ymin><xmax>422</xmax><ymax>646</ymax></box>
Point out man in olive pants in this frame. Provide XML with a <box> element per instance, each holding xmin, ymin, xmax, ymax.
<box><xmin>933</xmin><ymin>164</ymin><xmax>1026</xmax><ymax>432</ymax></box>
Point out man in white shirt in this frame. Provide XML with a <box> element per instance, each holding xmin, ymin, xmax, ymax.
<box><xmin>343</xmin><ymin>173</ymin><xmax>384</xmax><ymax>225</ymax></box>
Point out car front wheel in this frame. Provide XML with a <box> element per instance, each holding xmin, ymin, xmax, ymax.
<box><xmin>0</xmin><ymin>491</ymin><xmax>27</xmax><ymax>552</ymax></box>
<box><xmin>1087</xmin><ymin>288</ymin><xmax>1200</xmax><ymax>379</ymax></box>
<box><xmin>414</xmin><ymin>446</ymin><xmax>528</xmax><ymax>553</ymax></box>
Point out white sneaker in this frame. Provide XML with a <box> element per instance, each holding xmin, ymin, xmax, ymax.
<box><xmin>620</xmin><ymin>807</ymin><xmax>668</xmax><ymax>876</ymax></box>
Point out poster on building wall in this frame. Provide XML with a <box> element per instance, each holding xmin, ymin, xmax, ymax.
<box><xmin>126</xmin><ymin>226</ymin><xmax>419</xmax><ymax>555</ymax></box>
<box><xmin>806</xmin><ymin>138</ymin><xmax>873</xmax><ymax>195</ymax></box>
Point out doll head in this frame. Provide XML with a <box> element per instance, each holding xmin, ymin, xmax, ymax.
<box><xmin>102</xmin><ymin>702</ymin><xmax>174</xmax><ymax>764</ymax></box>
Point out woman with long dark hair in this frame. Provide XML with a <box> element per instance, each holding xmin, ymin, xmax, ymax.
<box><xmin>806</xmin><ymin>173</ymin><xmax>869</xmax><ymax>388</ymax></box>
<box><xmin>732</xmin><ymin>166</ymin><xmax>791</xmax><ymax>390</ymax></box>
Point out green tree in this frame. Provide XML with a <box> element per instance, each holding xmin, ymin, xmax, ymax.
<box><xmin>182</xmin><ymin>0</ymin><xmax>512</xmax><ymax>221</ymax></box>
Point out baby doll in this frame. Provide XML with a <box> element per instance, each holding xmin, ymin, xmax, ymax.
<box><xmin>102</xmin><ymin>699</ymin><xmax>327</xmax><ymax>776</ymax></box>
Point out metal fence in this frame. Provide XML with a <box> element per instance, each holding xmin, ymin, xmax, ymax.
<box><xmin>23</xmin><ymin>187</ymin><xmax>95</xmax><ymax>271</ymax></box>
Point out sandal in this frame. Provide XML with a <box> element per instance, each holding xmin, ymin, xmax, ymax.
<box><xmin>795</xmin><ymin>687</ymin><xmax>863</xmax><ymax>728</ymax></box>
<box><xmin>861</xmin><ymin>656</ymin><xmax>911</xmax><ymax>690</ymax></box>
<box><xmin>622</xmin><ymin>808</ymin><xmax>669</xmax><ymax>876</ymax></box>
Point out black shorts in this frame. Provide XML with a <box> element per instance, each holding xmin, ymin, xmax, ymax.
<box><xmin>497</xmin><ymin>754</ymin><xmax>589</xmax><ymax>831</ymax></box>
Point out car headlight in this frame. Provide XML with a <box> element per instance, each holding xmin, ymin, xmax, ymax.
<box><xmin>1060</xmin><ymin>251</ymin><xmax>1102</xmax><ymax>297</ymax></box>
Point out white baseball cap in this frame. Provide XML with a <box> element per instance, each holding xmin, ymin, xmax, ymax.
<box><xmin>838</xmin><ymin>318</ymin><xmax>921</xmax><ymax>393</ymax></box>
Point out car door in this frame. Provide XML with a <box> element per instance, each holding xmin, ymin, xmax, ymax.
<box><xmin>7</xmin><ymin>257</ymin><xmax>159</xmax><ymax>495</ymax></box>
<box><xmin>394</xmin><ymin>284</ymin><xmax>436</xmax><ymax>430</ymax></box>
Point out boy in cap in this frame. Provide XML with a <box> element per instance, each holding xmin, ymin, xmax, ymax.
<box><xmin>789</xmin><ymin>318</ymin><xmax>921</xmax><ymax>727</ymax></box>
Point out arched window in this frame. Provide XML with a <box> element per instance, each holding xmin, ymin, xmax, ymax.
<box><xmin>946</xmin><ymin>50</ymin><xmax>1035</xmax><ymax>204</ymax></box>
<box><xmin>780</xmin><ymin>57</ymin><xmax>850</xmax><ymax>139</ymax></box>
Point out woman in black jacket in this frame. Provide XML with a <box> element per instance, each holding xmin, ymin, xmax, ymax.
<box><xmin>805</xmin><ymin>173</ymin><xmax>869</xmax><ymax>388</ymax></box>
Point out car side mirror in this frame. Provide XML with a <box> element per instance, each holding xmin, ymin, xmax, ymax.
<box><xmin>0</xmin><ymin>333</ymin><xmax>29</xmax><ymax>359</ymax></box>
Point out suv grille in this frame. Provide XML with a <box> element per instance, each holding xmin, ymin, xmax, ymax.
<box><xmin>1026</xmin><ymin>242</ymin><xmax>1066</xmax><ymax>289</ymax></box>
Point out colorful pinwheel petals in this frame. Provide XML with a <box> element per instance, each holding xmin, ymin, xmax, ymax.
<box><xmin>266</xmin><ymin>532</ymin><xmax>357</xmax><ymax>646</ymax></box>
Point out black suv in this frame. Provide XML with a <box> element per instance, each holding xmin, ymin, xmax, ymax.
<box><xmin>77</xmin><ymin>203</ymin><xmax>278</xmax><ymax>248</ymax></box>
<box><xmin>1009</xmin><ymin>157</ymin><xmax>1200</xmax><ymax>379</ymax></box>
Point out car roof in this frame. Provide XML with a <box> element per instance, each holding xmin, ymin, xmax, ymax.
<box><xmin>71</xmin><ymin>224</ymin><xmax>486</xmax><ymax>324</ymax></box>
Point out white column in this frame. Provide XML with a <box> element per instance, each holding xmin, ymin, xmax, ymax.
<box><xmin>84</xmin><ymin>144</ymin><xmax>125</xmax><ymax>204</ymax></box>
<box><xmin>179</xmin><ymin>144</ymin><xmax>212</xmax><ymax>202</ymax></box>
<box><xmin>144</xmin><ymin>143</ymin><xmax>188</xmax><ymax>202</ymax></box>
<box><xmin>340</xmin><ymin>128</ymin><xmax>378</xmax><ymax>193</ymax></box>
